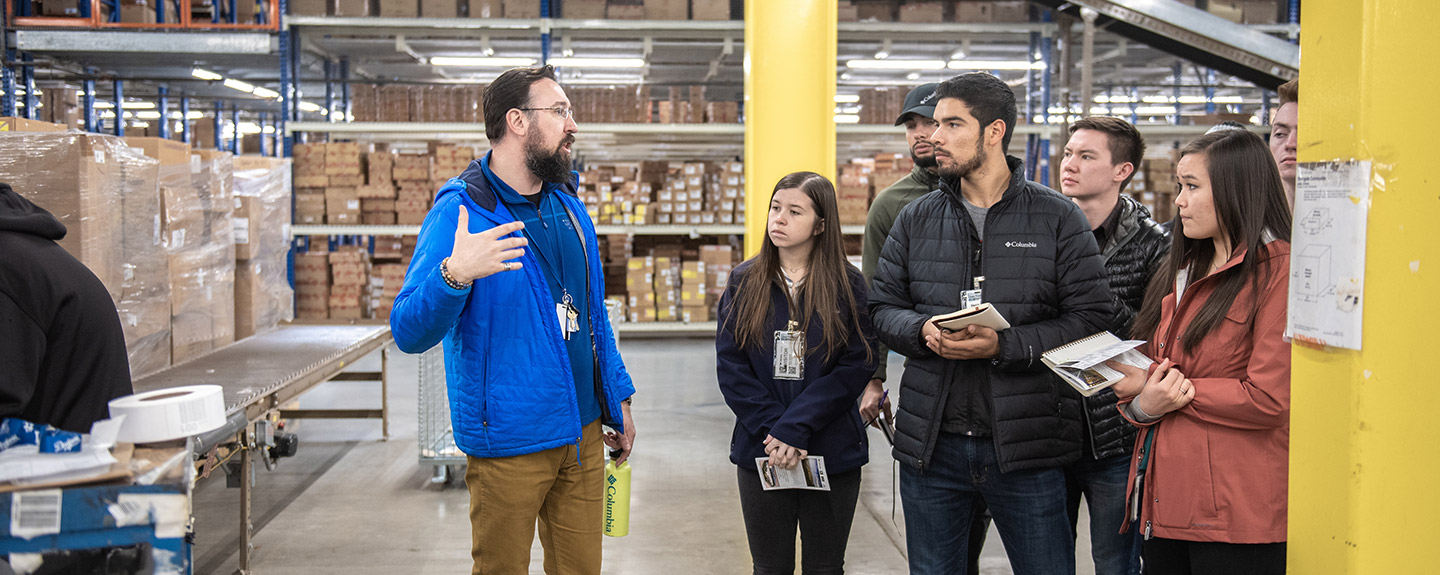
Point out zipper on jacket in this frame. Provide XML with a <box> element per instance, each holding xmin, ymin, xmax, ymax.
<box><xmin>1144</xmin><ymin>520</ymin><xmax>1152</xmax><ymax>540</ymax></box>
<box><xmin>1082</xmin><ymin>402</ymin><xmax>1097</xmax><ymax>459</ymax></box>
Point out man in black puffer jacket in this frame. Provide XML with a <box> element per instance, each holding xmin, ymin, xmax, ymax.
<box><xmin>1058</xmin><ymin>117</ymin><xmax>1170</xmax><ymax>575</ymax></box>
<box><xmin>870</xmin><ymin>73</ymin><xmax>1110</xmax><ymax>575</ymax></box>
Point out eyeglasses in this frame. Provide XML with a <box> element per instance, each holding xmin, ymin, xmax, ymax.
<box><xmin>518</xmin><ymin>106</ymin><xmax>575</xmax><ymax>120</ymax></box>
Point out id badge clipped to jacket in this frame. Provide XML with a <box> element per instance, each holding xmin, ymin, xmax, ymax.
<box><xmin>773</xmin><ymin>320</ymin><xmax>804</xmax><ymax>380</ymax></box>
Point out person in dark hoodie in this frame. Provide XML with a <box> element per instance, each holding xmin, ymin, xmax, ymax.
<box><xmin>0</xmin><ymin>182</ymin><xmax>133</xmax><ymax>432</ymax></box>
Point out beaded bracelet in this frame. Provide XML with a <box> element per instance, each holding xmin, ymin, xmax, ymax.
<box><xmin>440</xmin><ymin>257</ymin><xmax>472</xmax><ymax>290</ymax></box>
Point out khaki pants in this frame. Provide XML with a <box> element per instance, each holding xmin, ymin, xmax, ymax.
<box><xmin>466</xmin><ymin>420</ymin><xmax>605</xmax><ymax>575</ymax></box>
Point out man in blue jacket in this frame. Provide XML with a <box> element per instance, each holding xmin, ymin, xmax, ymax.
<box><xmin>389</xmin><ymin>65</ymin><xmax>636</xmax><ymax>575</ymax></box>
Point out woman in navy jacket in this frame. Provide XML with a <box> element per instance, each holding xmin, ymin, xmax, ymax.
<box><xmin>716</xmin><ymin>171</ymin><xmax>878</xmax><ymax>575</ymax></box>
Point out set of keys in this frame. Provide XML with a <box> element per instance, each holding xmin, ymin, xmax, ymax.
<box><xmin>557</xmin><ymin>291</ymin><xmax>581</xmax><ymax>341</ymax></box>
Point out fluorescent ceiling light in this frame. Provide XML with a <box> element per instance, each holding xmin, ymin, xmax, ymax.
<box><xmin>947</xmin><ymin>60</ymin><xmax>1046</xmax><ymax>71</ymax></box>
<box><xmin>94</xmin><ymin>101</ymin><xmax>156</xmax><ymax>110</ymax></box>
<box><xmin>130</xmin><ymin>121</ymin><xmax>150</xmax><ymax>128</ymax></box>
<box><xmin>192</xmin><ymin>68</ymin><xmax>223</xmax><ymax>81</ymax></box>
<box><xmin>1134</xmin><ymin>106</ymin><xmax>1177</xmax><ymax>115</ymax></box>
<box><xmin>251</xmin><ymin>86</ymin><xmax>280</xmax><ymax>99</ymax></box>
<box><xmin>846</xmin><ymin>59</ymin><xmax>946</xmax><ymax>70</ymax></box>
<box><xmin>834</xmin><ymin>94</ymin><xmax>860</xmax><ymax>103</ymax></box>
<box><xmin>223</xmin><ymin>78</ymin><xmax>256</xmax><ymax>93</ymax></box>
<box><xmin>834</xmin><ymin>114</ymin><xmax>860</xmax><ymax>124</ymax></box>
<box><xmin>297</xmin><ymin>101</ymin><xmax>324</xmax><ymax>113</ymax></box>
<box><xmin>547</xmin><ymin>57</ymin><xmax>646</xmax><ymax>68</ymax></box>
<box><xmin>134</xmin><ymin>111</ymin><xmax>162</xmax><ymax>120</ymax></box>
<box><xmin>169</xmin><ymin>111</ymin><xmax>206</xmax><ymax>120</ymax></box>
<box><xmin>1213</xmin><ymin>96</ymin><xmax>1244</xmax><ymax>104</ymax></box>
<box><xmin>429</xmin><ymin>56</ymin><xmax>538</xmax><ymax>67</ymax></box>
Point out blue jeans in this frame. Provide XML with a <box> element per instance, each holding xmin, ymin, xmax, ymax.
<box><xmin>901</xmin><ymin>433</ymin><xmax>1074</xmax><ymax>575</ymax></box>
<box><xmin>1066</xmin><ymin>454</ymin><xmax>1143</xmax><ymax>575</ymax></box>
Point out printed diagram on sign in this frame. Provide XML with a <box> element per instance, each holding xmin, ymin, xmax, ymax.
<box><xmin>1296</xmin><ymin>244</ymin><xmax>1333</xmax><ymax>300</ymax></box>
<box><xmin>1298</xmin><ymin>207</ymin><xmax>1332</xmax><ymax>235</ymax></box>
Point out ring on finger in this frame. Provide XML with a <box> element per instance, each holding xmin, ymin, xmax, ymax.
<box><xmin>502</xmin><ymin>261</ymin><xmax>512</xmax><ymax>271</ymax></box>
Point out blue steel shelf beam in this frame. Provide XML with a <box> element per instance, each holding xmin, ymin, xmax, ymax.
<box><xmin>157</xmin><ymin>84</ymin><xmax>170</xmax><ymax>139</ymax></box>
<box><xmin>180</xmin><ymin>96</ymin><xmax>191</xmax><ymax>143</ymax></box>
<box><xmin>113</xmin><ymin>79</ymin><xmax>124</xmax><ymax>136</ymax></box>
<box><xmin>230</xmin><ymin>103</ymin><xmax>239</xmax><ymax>154</ymax></box>
<box><xmin>83</xmin><ymin>70</ymin><xmax>97</xmax><ymax>133</ymax></box>
<box><xmin>323</xmin><ymin>58</ymin><xmax>334</xmax><ymax>123</ymax></box>
<box><xmin>340</xmin><ymin>57</ymin><xmax>350</xmax><ymax>123</ymax></box>
<box><xmin>213</xmin><ymin>101</ymin><xmax>224</xmax><ymax>150</ymax></box>
<box><xmin>21</xmin><ymin>55</ymin><xmax>36</xmax><ymax>120</ymax></box>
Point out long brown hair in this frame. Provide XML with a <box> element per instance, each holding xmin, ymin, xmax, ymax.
<box><xmin>1131</xmin><ymin>130</ymin><xmax>1293</xmax><ymax>353</ymax></box>
<box><xmin>725</xmin><ymin>172</ymin><xmax>870</xmax><ymax>364</ymax></box>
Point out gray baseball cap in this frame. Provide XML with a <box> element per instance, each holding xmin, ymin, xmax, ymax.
<box><xmin>894</xmin><ymin>83</ymin><xmax>940</xmax><ymax>125</ymax></box>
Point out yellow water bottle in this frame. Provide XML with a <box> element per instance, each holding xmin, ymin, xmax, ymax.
<box><xmin>604</xmin><ymin>448</ymin><xmax>631</xmax><ymax>537</ymax></box>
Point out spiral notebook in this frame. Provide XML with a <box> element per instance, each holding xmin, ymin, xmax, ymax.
<box><xmin>1041</xmin><ymin>332</ymin><xmax>1153</xmax><ymax>397</ymax></box>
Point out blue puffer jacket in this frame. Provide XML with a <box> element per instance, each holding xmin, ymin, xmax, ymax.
<box><xmin>390</xmin><ymin>159</ymin><xmax>635</xmax><ymax>459</ymax></box>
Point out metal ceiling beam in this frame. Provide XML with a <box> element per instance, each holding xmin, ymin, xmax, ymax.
<box><xmin>16</xmin><ymin>30</ymin><xmax>274</xmax><ymax>55</ymax></box>
<box><xmin>1030</xmin><ymin>0</ymin><xmax>1298</xmax><ymax>88</ymax></box>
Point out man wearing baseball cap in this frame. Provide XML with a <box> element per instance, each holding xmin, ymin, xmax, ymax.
<box><xmin>859</xmin><ymin>82</ymin><xmax>992</xmax><ymax>572</ymax></box>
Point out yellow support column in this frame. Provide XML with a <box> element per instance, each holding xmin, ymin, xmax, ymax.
<box><xmin>743</xmin><ymin>0</ymin><xmax>837</xmax><ymax>256</ymax></box>
<box><xmin>1290</xmin><ymin>2</ymin><xmax>1440</xmax><ymax>572</ymax></box>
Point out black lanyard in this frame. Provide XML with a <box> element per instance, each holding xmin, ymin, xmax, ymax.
<box><xmin>518</xmin><ymin>191</ymin><xmax>570</xmax><ymax>304</ymax></box>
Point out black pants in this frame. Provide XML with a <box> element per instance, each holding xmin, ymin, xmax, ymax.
<box><xmin>1143</xmin><ymin>537</ymin><xmax>1286</xmax><ymax>575</ymax></box>
<box><xmin>737</xmin><ymin>466</ymin><xmax>863</xmax><ymax>575</ymax></box>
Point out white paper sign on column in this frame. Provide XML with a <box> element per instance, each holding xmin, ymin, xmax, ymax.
<box><xmin>1287</xmin><ymin>160</ymin><xmax>1371</xmax><ymax>350</ymax></box>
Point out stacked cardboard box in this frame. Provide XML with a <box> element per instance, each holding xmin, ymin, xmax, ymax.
<box><xmin>679</xmin><ymin>260</ymin><xmax>709</xmax><ymax>322</ymax></box>
<box><xmin>351</xmin><ymin>84</ymin><xmax>483</xmax><ymax>123</ymax></box>
<box><xmin>328</xmin><ymin>249</ymin><xmax>372</xmax><ymax>319</ymax></box>
<box><xmin>294</xmin><ymin>253</ymin><xmax>330</xmax><ymax>319</ymax></box>
<box><xmin>233</xmin><ymin>156</ymin><xmax>295</xmax><ymax>339</ymax></box>
<box><xmin>837</xmin><ymin>161</ymin><xmax>873</xmax><ymax>226</ymax></box>
<box><xmin>859</xmin><ymin>87</ymin><xmax>907</xmax><ymax>124</ymax></box>
<box><xmin>1134</xmin><ymin>157</ymin><xmax>1178</xmax><ymax>223</ymax></box>
<box><xmin>699</xmin><ymin>245</ymin><xmax>734</xmax><ymax>315</ymax></box>
<box><xmin>393</xmin><ymin>154</ymin><xmax>435</xmax><ymax>225</ymax></box>
<box><xmin>0</xmin><ymin>130</ymin><xmax>174</xmax><ymax>378</ymax></box>
<box><xmin>653</xmin><ymin>256</ymin><xmax>681</xmax><ymax>322</ymax></box>
<box><xmin>127</xmin><ymin>139</ymin><xmax>237</xmax><ymax>365</ymax></box>
<box><xmin>371</xmin><ymin>263</ymin><xmax>408</xmax><ymax>320</ymax></box>
<box><xmin>568</xmin><ymin>86</ymin><xmax>651</xmax><ymax>124</ymax></box>
<box><xmin>626</xmin><ymin>256</ymin><xmax>658</xmax><ymax>322</ymax></box>
<box><xmin>429</xmin><ymin>143</ymin><xmax>476</xmax><ymax>176</ymax></box>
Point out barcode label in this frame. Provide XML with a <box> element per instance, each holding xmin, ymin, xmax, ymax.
<box><xmin>11</xmin><ymin>490</ymin><xmax>62</xmax><ymax>539</ymax></box>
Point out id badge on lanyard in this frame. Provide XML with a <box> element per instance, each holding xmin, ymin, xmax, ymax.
<box><xmin>773</xmin><ymin>320</ymin><xmax>805</xmax><ymax>380</ymax></box>
<box><xmin>961</xmin><ymin>275</ymin><xmax>985</xmax><ymax>309</ymax></box>
<box><xmin>555</xmin><ymin>291</ymin><xmax>580</xmax><ymax>341</ymax></box>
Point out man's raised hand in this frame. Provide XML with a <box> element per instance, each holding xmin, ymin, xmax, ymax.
<box><xmin>447</xmin><ymin>206</ymin><xmax>527</xmax><ymax>284</ymax></box>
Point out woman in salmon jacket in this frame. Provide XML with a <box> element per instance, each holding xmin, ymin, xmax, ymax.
<box><xmin>1109</xmin><ymin>129</ymin><xmax>1293</xmax><ymax>575</ymax></box>
<box><xmin>716</xmin><ymin>171</ymin><xmax>877</xmax><ymax>575</ymax></box>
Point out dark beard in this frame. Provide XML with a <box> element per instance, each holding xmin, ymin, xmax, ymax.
<box><xmin>525</xmin><ymin>133</ymin><xmax>574</xmax><ymax>184</ymax></box>
<box><xmin>911</xmin><ymin>151</ymin><xmax>938</xmax><ymax>169</ymax></box>
<box><xmin>935</xmin><ymin>138</ymin><xmax>985</xmax><ymax>179</ymax></box>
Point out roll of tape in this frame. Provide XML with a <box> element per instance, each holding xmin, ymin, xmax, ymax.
<box><xmin>108</xmin><ymin>385</ymin><xmax>226</xmax><ymax>444</ymax></box>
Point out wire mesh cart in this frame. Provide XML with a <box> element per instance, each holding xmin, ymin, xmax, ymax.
<box><xmin>419</xmin><ymin>301</ymin><xmax>624</xmax><ymax>485</ymax></box>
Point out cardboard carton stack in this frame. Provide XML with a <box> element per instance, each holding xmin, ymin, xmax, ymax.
<box><xmin>679</xmin><ymin>260</ymin><xmax>709</xmax><ymax>322</ymax></box>
<box><xmin>1135</xmin><ymin>157</ymin><xmax>1178</xmax><ymax>222</ymax></box>
<box><xmin>393</xmin><ymin>154</ymin><xmax>435</xmax><ymax>225</ymax></box>
<box><xmin>837</xmin><ymin>161</ymin><xmax>873</xmax><ymax>226</ymax></box>
<box><xmin>328</xmin><ymin>249</ymin><xmax>372</xmax><ymax>320</ymax></box>
<box><xmin>351</xmin><ymin>84</ymin><xmax>483</xmax><ymax>123</ymax></box>
<box><xmin>294</xmin><ymin>252</ymin><xmax>330</xmax><ymax>320</ymax></box>
<box><xmin>699</xmin><ymin>244</ymin><xmax>735</xmax><ymax>314</ymax></box>
<box><xmin>0</xmin><ymin>129</ymin><xmax>174</xmax><ymax>378</ymax></box>
<box><xmin>371</xmin><ymin>263</ymin><xmax>408</xmax><ymax>320</ymax></box>
<box><xmin>859</xmin><ymin>87</ymin><xmax>907</xmax><ymax>124</ymax></box>
<box><xmin>652</xmin><ymin>255</ymin><xmax>681</xmax><ymax>322</ymax></box>
<box><xmin>568</xmin><ymin>86</ymin><xmax>650</xmax><ymax>124</ymax></box>
<box><xmin>233</xmin><ymin>155</ymin><xmax>295</xmax><ymax>339</ymax></box>
<box><xmin>869</xmin><ymin>152</ymin><xmax>915</xmax><ymax>194</ymax></box>
<box><xmin>325</xmin><ymin>142</ymin><xmax>366</xmax><ymax>224</ymax></box>
<box><xmin>292</xmin><ymin>143</ymin><xmax>327</xmax><ymax>223</ymax></box>
<box><xmin>626</xmin><ymin>256</ymin><xmax>658</xmax><ymax>322</ymax></box>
